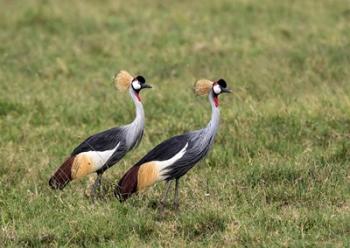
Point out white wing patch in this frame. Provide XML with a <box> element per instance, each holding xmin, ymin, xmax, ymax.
<box><xmin>156</xmin><ymin>143</ymin><xmax>188</xmax><ymax>180</ymax></box>
<box><xmin>81</xmin><ymin>142</ymin><xmax>120</xmax><ymax>171</ymax></box>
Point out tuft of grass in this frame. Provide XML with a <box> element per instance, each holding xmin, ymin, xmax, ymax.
<box><xmin>180</xmin><ymin>211</ymin><xmax>227</xmax><ymax>240</ymax></box>
<box><xmin>0</xmin><ymin>100</ymin><xmax>25</xmax><ymax>116</ymax></box>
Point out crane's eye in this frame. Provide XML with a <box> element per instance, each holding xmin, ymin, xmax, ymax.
<box><xmin>135</xmin><ymin>75</ymin><xmax>145</xmax><ymax>84</ymax></box>
<box><xmin>217</xmin><ymin>79</ymin><xmax>227</xmax><ymax>88</ymax></box>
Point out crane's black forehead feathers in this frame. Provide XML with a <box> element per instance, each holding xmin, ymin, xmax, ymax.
<box><xmin>135</xmin><ymin>75</ymin><xmax>145</xmax><ymax>84</ymax></box>
<box><xmin>217</xmin><ymin>79</ymin><xmax>227</xmax><ymax>88</ymax></box>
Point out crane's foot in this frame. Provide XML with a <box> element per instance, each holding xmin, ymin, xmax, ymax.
<box><xmin>158</xmin><ymin>201</ymin><xmax>166</xmax><ymax>215</ymax></box>
<box><xmin>157</xmin><ymin>180</ymin><xmax>173</xmax><ymax>217</ymax></box>
<box><xmin>173</xmin><ymin>202</ymin><xmax>180</xmax><ymax>212</ymax></box>
<box><xmin>89</xmin><ymin>175</ymin><xmax>104</xmax><ymax>202</ymax></box>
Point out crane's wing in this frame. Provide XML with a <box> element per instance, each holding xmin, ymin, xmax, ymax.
<box><xmin>134</xmin><ymin>133</ymin><xmax>191</xmax><ymax>167</ymax></box>
<box><xmin>71</xmin><ymin>127</ymin><xmax>125</xmax><ymax>155</ymax></box>
<box><xmin>134</xmin><ymin>129</ymin><xmax>213</xmax><ymax>179</ymax></box>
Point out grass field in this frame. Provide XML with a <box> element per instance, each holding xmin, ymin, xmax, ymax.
<box><xmin>1</xmin><ymin>0</ymin><xmax>350</xmax><ymax>246</ymax></box>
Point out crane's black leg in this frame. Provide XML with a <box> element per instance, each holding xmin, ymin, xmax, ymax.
<box><xmin>173</xmin><ymin>179</ymin><xmax>180</xmax><ymax>211</ymax></box>
<box><xmin>91</xmin><ymin>172</ymin><xmax>103</xmax><ymax>199</ymax></box>
<box><xmin>159</xmin><ymin>180</ymin><xmax>172</xmax><ymax>213</ymax></box>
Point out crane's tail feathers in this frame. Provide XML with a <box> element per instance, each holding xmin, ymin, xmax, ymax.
<box><xmin>114</xmin><ymin>166</ymin><xmax>140</xmax><ymax>202</ymax></box>
<box><xmin>49</xmin><ymin>156</ymin><xmax>75</xmax><ymax>190</ymax></box>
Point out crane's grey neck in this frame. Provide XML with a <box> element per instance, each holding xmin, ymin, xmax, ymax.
<box><xmin>206</xmin><ymin>92</ymin><xmax>220</xmax><ymax>136</ymax></box>
<box><xmin>125</xmin><ymin>87</ymin><xmax>145</xmax><ymax>149</ymax></box>
<box><xmin>192</xmin><ymin>92</ymin><xmax>220</xmax><ymax>151</ymax></box>
<box><xmin>129</xmin><ymin>87</ymin><xmax>144</xmax><ymax>122</ymax></box>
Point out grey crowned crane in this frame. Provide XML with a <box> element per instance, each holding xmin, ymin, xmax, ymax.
<box><xmin>115</xmin><ymin>78</ymin><xmax>230</xmax><ymax>209</ymax></box>
<box><xmin>49</xmin><ymin>71</ymin><xmax>152</xmax><ymax>196</ymax></box>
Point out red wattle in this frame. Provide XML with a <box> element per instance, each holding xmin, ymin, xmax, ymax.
<box><xmin>136</xmin><ymin>93</ymin><xmax>141</xmax><ymax>102</ymax></box>
<box><xmin>214</xmin><ymin>96</ymin><xmax>219</xmax><ymax>107</ymax></box>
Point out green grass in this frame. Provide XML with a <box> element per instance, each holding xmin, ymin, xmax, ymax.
<box><xmin>1</xmin><ymin>0</ymin><xmax>350</xmax><ymax>246</ymax></box>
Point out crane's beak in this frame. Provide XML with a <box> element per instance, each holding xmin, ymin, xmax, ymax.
<box><xmin>221</xmin><ymin>87</ymin><xmax>232</xmax><ymax>93</ymax></box>
<box><xmin>142</xmin><ymin>83</ymin><xmax>152</xmax><ymax>89</ymax></box>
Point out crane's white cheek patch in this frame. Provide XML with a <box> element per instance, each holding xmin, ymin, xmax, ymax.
<box><xmin>213</xmin><ymin>84</ymin><xmax>221</xmax><ymax>94</ymax></box>
<box><xmin>132</xmin><ymin>81</ymin><xmax>141</xmax><ymax>90</ymax></box>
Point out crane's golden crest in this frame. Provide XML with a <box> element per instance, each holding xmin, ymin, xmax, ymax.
<box><xmin>114</xmin><ymin>70</ymin><xmax>134</xmax><ymax>91</ymax></box>
<box><xmin>194</xmin><ymin>79</ymin><xmax>213</xmax><ymax>96</ymax></box>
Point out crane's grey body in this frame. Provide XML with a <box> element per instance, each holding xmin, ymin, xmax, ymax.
<box><xmin>72</xmin><ymin>87</ymin><xmax>145</xmax><ymax>174</ymax></box>
<box><xmin>49</xmin><ymin>75</ymin><xmax>151</xmax><ymax>193</ymax></box>
<box><xmin>132</xmin><ymin>92</ymin><xmax>219</xmax><ymax>180</ymax></box>
<box><xmin>162</xmin><ymin>93</ymin><xmax>219</xmax><ymax>180</ymax></box>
